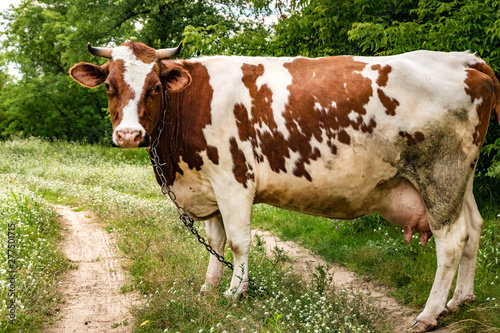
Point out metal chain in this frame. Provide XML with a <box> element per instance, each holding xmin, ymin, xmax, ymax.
<box><xmin>146</xmin><ymin>91</ymin><xmax>235</xmax><ymax>271</ymax></box>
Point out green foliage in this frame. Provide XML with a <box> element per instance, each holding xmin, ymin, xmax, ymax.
<box><xmin>348</xmin><ymin>0</ymin><xmax>500</xmax><ymax>67</ymax></box>
<box><xmin>0</xmin><ymin>75</ymin><xmax>110</xmax><ymax>142</ymax></box>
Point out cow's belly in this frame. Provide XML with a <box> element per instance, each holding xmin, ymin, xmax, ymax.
<box><xmin>254</xmin><ymin>147</ymin><xmax>399</xmax><ymax>218</ymax></box>
<box><xmin>254</xmin><ymin>157</ymin><xmax>432</xmax><ymax>245</ymax></box>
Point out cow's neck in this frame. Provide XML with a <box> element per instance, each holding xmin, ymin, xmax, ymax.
<box><xmin>154</xmin><ymin>68</ymin><xmax>213</xmax><ymax>186</ymax></box>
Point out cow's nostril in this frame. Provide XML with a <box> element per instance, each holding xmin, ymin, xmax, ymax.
<box><xmin>116</xmin><ymin>132</ymin><xmax>124</xmax><ymax>144</ymax></box>
<box><xmin>133</xmin><ymin>131</ymin><xmax>142</xmax><ymax>144</ymax></box>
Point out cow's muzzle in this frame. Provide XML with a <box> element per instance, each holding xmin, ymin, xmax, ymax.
<box><xmin>114</xmin><ymin>129</ymin><xmax>149</xmax><ymax>149</ymax></box>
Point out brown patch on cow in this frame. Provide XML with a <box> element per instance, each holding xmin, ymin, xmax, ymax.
<box><xmin>136</xmin><ymin>71</ymin><xmax>166</xmax><ymax>136</ymax></box>
<box><xmin>154</xmin><ymin>61</ymin><xmax>214</xmax><ymax>185</ymax></box>
<box><xmin>232</xmin><ymin>57</ymin><xmax>376</xmax><ymax>183</ymax></box>
<box><xmin>122</xmin><ymin>42</ymin><xmax>156</xmax><ymax>64</ymax></box>
<box><xmin>377</xmin><ymin>88</ymin><xmax>399</xmax><ymax>116</ymax></box>
<box><xmin>360</xmin><ymin>117</ymin><xmax>377</xmax><ymax>134</ymax></box>
<box><xmin>229</xmin><ymin>137</ymin><xmax>254</xmax><ymax>188</ymax></box>
<box><xmin>373</xmin><ymin>64</ymin><xmax>399</xmax><ymax>115</ymax></box>
<box><xmin>236</xmin><ymin>63</ymin><xmax>289</xmax><ymax>175</ymax></box>
<box><xmin>105</xmin><ymin>59</ymin><xmax>135</xmax><ymax>129</ymax></box>
<box><xmin>371</xmin><ymin>64</ymin><xmax>392</xmax><ymax>87</ymax></box>
<box><xmin>399</xmin><ymin>131</ymin><xmax>425</xmax><ymax>146</ymax></box>
<box><xmin>284</xmin><ymin>57</ymin><xmax>376</xmax><ymax>176</ymax></box>
<box><xmin>464</xmin><ymin>62</ymin><xmax>497</xmax><ymax>147</ymax></box>
<box><xmin>206</xmin><ymin>145</ymin><xmax>220</xmax><ymax>165</ymax></box>
<box><xmin>337</xmin><ymin>130</ymin><xmax>351</xmax><ymax>145</ymax></box>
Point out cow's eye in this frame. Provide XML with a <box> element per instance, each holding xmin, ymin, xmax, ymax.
<box><xmin>104</xmin><ymin>82</ymin><xmax>115</xmax><ymax>94</ymax></box>
<box><xmin>148</xmin><ymin>84</ymin><xmax>162</xmax><ymax>98</ymax></box>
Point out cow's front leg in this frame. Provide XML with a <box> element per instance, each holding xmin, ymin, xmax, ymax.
<box><xmin>200</xmin><ymin>215</ymin><xmax>226</xmax><ymax>294</ymax></box>
<box><xmin>217</xmin><ymin>195</ymin><xmax>253</xmax><ymax>298</ymax></box>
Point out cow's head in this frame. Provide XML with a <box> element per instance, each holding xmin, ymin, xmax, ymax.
<box><xmin>69</xmin><ymin>41</ymin><xmax>191</xmax><ymax>148</ymax></box>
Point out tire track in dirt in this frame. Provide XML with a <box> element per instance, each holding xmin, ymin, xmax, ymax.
<box><xmin>48</xmin><ymin>205</ymin><xmax>136</xmax><ymax>333</ymax></box>
<box><xmin>252</xmin><ymin>230</ymin><xmax>451</xmax><ymax>333</ymax></box>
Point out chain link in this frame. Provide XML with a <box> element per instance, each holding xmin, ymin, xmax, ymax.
<box><xmin>146</xmin><ymin>90</ymin><xmax>236</xmax><ymax>272</ymax></box>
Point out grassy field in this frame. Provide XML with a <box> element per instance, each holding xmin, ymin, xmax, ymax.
<box><xmin>0</xmin><ymin>137</ymin><xmax>499</xmax><ymax>332</ymax></box>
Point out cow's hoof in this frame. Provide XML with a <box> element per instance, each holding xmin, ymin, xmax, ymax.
<box><xmin>199</xmin><ymin>283</ymin><xmax>215</xmax><ymax>296</ymax></box>
<box><xmin>223</xmin><ymin>288</ymin><xmax>237</xmax><ymax>299</ymax></box>
<box><xmin>406</xmin><ymin>320</ymin><xmax>437</xmax><ymax>332</ymax></box>
<box><xmin>439</xmin><ymin>307</ymin><xmax>450</xmax><ymax>317</ymax></box>
<box><xmin>446</xmin><ymin>295</ymin><xmax>476</xmax><ymax>312</ymax></box>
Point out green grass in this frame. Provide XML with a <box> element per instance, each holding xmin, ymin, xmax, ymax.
<box><xmin>252</xmin><ymin>202</ymin><xmax>500</xmax><ymax>331</ymax></box>
<box><xmin>0</xmin><ymin>137</ymin><xmax>392</xmax><ymax>332</ymax></box>
<box><xmin>0</xmin><ymin>181</ymin><xmax>69</xmax><ymax>332</ymax></box>
<box><xmin>0</xmin><ymin>137</ymin><xmax>498</xmax><ymax>332</ymax></box>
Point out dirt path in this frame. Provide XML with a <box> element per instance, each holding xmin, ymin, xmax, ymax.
<box><xmin>252</xmin><ymin>230</ymin><xmax>450</xmax><ymax>333</ymax></box>
<box><xmin>48</xmin><ymin>205</ymin><xmax>136</xmax><ymax>333</ymax></box>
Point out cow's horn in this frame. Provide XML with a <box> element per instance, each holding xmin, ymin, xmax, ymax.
<box><xmin>87</xmin><ymin>43</ymin><xmax>113</xmax><ymax>58</ymax></box>
<box><xmin>156</xmin><ymin>42</ymin><xmax>183</xmax><ymax>60</ymax></box>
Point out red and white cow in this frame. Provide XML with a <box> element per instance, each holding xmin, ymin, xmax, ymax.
<box><xmin>70</xmin><ymin>42</ymin><xmax>499</xmax><ymax>332</ymax></box>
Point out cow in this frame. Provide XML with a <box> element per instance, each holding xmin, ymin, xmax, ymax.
<box><xmin>69</xmin><ymin>41</ymin><xmax>499</xmax><ymax>332</ymax></box>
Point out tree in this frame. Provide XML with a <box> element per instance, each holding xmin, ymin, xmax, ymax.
<box><xmin>0</xmin><ymin>0</ymin><xmax>113</xmax><ymax>142</ymax></box>
<box><xmin>347</xmin><ymin>0</ymin><xmax>500</xmax><ymax>71</ymax></box>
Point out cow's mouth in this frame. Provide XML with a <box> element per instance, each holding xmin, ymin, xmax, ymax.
<box><xmin>138</xmin><ymin>134</ymin><xmax>150</xmax><ymax>148</ymax></box>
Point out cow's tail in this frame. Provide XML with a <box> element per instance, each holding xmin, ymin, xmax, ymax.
<box><xmin>487</xmin><ymin>65</ymin><xmax>500</xmax><ymax>123</ymax></box>
<box><xmin>493</xmin><ymin>71</ymin><xmax>500</xmax><ymax>123</ymax></box>
<box><xmin>475</xmin><ymin>59</ymin><xmax>500</xmax><ymax>123</ymax></box>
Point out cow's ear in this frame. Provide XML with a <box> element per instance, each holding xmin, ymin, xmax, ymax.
<box><xmin>69</xmin><ymin>62</ymin><xmax>108</xmax><ymax>88</ymax></box>
<box><xmin>161</xmin><ymin>68</ymin><xmax>192</xmax><ymax>93</ymax></box>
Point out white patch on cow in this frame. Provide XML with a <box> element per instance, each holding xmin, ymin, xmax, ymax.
<box><xmin>111</xmin><ymin>46</ymin><xmax>154</xmax><ymax>139</ymax></box>
<box><xmin>255</xmin><ymin>59</ymin><xmax>294</xmax><ymax>139</ymax></box>
<box><xmin>348</xmin><ymin>110</ymin><xmax>359</xmax><ymax>123</ymax></box>
<box><xmin>353</xmin><ymin>51</ymin><xmax>474</xmax><ymax>139</ymax></box>
<box><xmin>314</xmin><ymin>102</ymin><xmax>323</xmax><ymax>111</ymax></box>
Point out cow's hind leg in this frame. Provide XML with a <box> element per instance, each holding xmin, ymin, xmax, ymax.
<box><xmin>200</xmin><ymin>215</ymin><xmax>226</xmax><ymax>294</ymax></box>
<box><xmin>410</xmin><ymin>210</ymin><xmax>469</xmax><ymax>332</ymax></box>
<box><xmin>447</xmin><ymin>179</ymin><xmax>483</xmax><ymax>311</ymax></box>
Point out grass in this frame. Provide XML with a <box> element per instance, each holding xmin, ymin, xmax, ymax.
<box><xmin>0</xmin><ymin>179</ymin><xmax>69</xmax><ymax>332</ymax></box>
<box><xmin>251</xmin><ymin>200</ymin><xmax>500</xmax><ymax>331</ymax></box>
<box><xmin>0</xmin><ymin>137</ymin><xmax>392</xmax><ymax>332</ymax></box>
<box><xmin>0</xmin><ymin>137</ymin><xmax>498</xmax><ymax>332</ymax></box>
